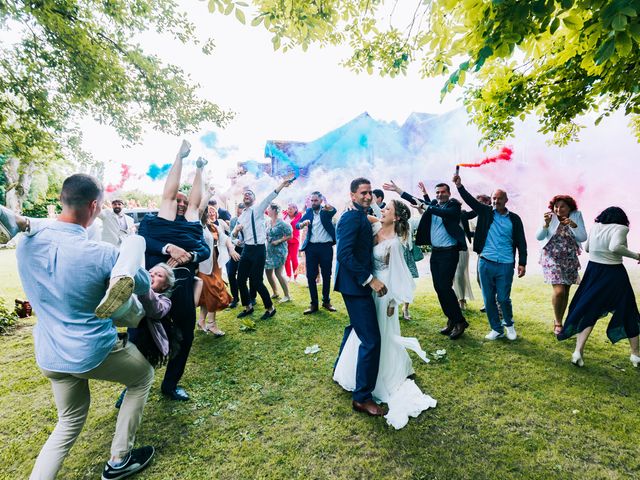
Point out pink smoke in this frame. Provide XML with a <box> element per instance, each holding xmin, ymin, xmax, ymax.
<box><xmin>458</xmin><ymin>146</ymin><xmax>513</xmax><ymax>168</ymax></box>
<box><xmin>105</xmin><ymin>164</ymin><xmax>133</xmax><ymax>193</ymax></box>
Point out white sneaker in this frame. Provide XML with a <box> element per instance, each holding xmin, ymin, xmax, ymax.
<box><xmin>571</xmin><ymin>351</ymin><xmax>584</xmax><ymax>367</ymax></box>
<box><xmin>630</xmin><ymin>354</ymin><xmax>640</xmax><ymax>367</ymax></box>
<box><xmin>278</xmin><ymin>296</ymin><xmax>291</xmax><ymax>303</ymax></box>
<box><xmin>485</xmin><ymin>330</ymin><xmax>504</xmax><ymax>340</ymax></box>
<box><xmin>505</xmin><ymin>326</ymin><xmax>517</xmax><ymax>341</ymax></box>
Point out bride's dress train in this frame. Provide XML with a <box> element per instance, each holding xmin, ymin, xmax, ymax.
<box><xmin>333</xmin><ymin>225</ymin><xmax>436</xmax><ymax>429</ymax></box>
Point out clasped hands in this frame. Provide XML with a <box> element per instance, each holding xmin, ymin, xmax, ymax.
<box><xmin>166</xmin><ymin>244</ymin><xmax>192</xmax><ymax>267</ymax></box>
<box><xmin>543</xmin><ymin>211</ymin><xmax>576</xmax><ymax>229</ymax></box>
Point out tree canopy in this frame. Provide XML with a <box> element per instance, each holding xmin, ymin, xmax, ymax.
<box><xmin>1</xmin><ymin>0</ymin><xmax>233</xmax><ymax>207</ymax></box>
<box><xmin>219</xmin><ymin>0</ymin><xmax>640</xmax><ymax>146</ymax></box>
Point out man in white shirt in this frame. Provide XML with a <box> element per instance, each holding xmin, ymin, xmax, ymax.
<box><xmin>232</xmin><ymin>176</ymin><xmax>294</xmax><ymax>320</ymax></box>
<box><xmin>296</xmin><ymin>191</ymin><xmax>337</xmax><ymax>314</ymax></box>
<box><xmin>100</xmin><ymin>199</ymin><xmax>136</xmax><ymax>246</ymax></box>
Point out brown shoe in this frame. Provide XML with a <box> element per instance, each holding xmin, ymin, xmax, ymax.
<box><xmin>322</xmin><ymin>303</ymin><xmax>337</xmax><ymax>312</ymax></box>
<box><xmin>352</xmin><ymin>399</ymin><xmax>386</xmax><ymax>416</ymax></box>
<box><xmin>303</xmin><ymin>305</ymin><xmax>319</xmax><ymax>315</ymax></box>
<box><xmin>449</xmin><ymin>320</ymin><xmax>469</xmax><ymax>340</ymax></box>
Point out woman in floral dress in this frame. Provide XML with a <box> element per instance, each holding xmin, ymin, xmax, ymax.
<box><xmin>536</xmin><ymin>195</ymin><xmax>587</xmax><ymax>334</ymax></box>
<box><xmin>265</xmin><ymin>204</ymin><xmax>293</xmax><ymax>302</ymax></box>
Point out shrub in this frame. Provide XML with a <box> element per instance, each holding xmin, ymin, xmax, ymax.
<box><xmin>0</xmin><ymin>301</ymin><xmax>19</xmax><ymax>335</ymax></box>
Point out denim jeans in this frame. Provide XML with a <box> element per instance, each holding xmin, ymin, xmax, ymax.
<box><xmin>478</xmin><ymin>258</ymin><xmax>514</xmax><ymax>332</ymax></box>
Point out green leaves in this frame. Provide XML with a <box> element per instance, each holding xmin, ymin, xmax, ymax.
<box><xmin>226</xmin><ymin>0</ymin><xmax>640</xmax><ymax>145</ymax></box>
<box><xmin>594</xmin><ymin>38</ymin><xmax>615</xmax><ymax>65</ymax></box>
<box><xmin>2</xmin><ymin>0</ymin><xmax>234</xmax><ymax>176</ymax></box>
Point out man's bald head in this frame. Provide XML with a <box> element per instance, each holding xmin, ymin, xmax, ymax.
<box><xmin>491</xmin><ymin>189</ymin><xmax>508</xmax><ymax>213</ymax></box>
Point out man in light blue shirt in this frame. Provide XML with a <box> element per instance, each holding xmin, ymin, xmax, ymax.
<box><xmin>454</xmin><ymin>175</ymin><xmax>528</xmax><ymax>342</ymax></box>
<box><xmin>17</xmin><ymin>174</ymin><xmax>156</xmax><ymax>480</ymax></box>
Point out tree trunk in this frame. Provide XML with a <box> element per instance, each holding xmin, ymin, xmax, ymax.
<box><xmin>3</xmin><ymin>157</ymin><xmax>35</xmax><ymax>212</ymax></box>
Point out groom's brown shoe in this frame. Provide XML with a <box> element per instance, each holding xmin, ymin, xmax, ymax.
<box><xmin>322</xmin><ymin>303</ymin><xmax>337</xmax><ymax>312</ymax></box>
<box><xmin>352</xmin><ymin>400</ymin><xmax>386</xmax><ymax>416</ymax></box>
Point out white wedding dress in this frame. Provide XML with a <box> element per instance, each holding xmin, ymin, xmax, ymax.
<box><xmin>333</xmin><ymin>223</ymin><xmax>437</xmax><ymax>429</ymax></box>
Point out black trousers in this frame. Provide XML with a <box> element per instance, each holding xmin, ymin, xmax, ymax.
<box><xmin>237</xmin><ymin>244</ymin><xmax>272</xmax><ymax>309</ymax></box>
<box><xmin>161</xmin><ymin>266</ymin><xmax>196</xmax><ymax>392</ymax></box>
<box><xmin>226</xmin><ymin>245</ymin><xmax>255</xmax><ymax>302</ymax></box>
<box><xmin>430</xmin><ymin>248</ymin><xmax>466</xmax><ymax>325</ymax></box>
<box><xmin>304</xmin><ymin>242</ymin><xmax>334</xmax><ymax>306</ymax></box>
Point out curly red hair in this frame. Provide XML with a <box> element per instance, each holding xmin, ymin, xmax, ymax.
<box><xmin>548</xmin><ymin>195</ymin><xmax>577</xmax><ymax>212</ymax></box>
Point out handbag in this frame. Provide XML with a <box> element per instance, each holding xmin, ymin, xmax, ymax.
<box><xmin>411</xmin><ymin>244</ymin><xmax>424</xmax><ymax>262</ymax></box>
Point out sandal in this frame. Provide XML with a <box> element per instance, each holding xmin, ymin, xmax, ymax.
<box><xmin>553</xmin><ymin>322</ymin><xmax>563</xmax><ymax>335</ymax></box>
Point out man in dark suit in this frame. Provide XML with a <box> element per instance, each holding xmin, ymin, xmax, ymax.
<box><xmin>296</xmin><ymin>191</ymin><xmax>337</xmax><ymax>314</ymax></box>
<box><xmin>334</xmin><ymin>177</ymin><xmax>387</xmax><ymax>417</ymax></box>
<box><xmin>384</xmin><ymin>180</ymin><xmax>469</xmax><ymax>339</ymax></box>
<box><xmin>138</xmin><ymin>191</ymin><xmax>210</xmax><ymax>401</ymax></box>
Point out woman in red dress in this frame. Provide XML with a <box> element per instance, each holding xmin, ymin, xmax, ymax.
<box><xmin>283</xmin><ymin>203</ymin><xmax>302</xmax><ymax>281</ymax></box>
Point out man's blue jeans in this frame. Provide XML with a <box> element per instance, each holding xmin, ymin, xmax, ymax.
<box><xmin>479</xmin><ymin>258</ymin><xmax>515</xmax><ymax>332</ymax></box>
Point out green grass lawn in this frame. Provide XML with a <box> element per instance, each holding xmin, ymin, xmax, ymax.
<box><xmin>1</xmin><ymin>247</ymin><xmax>640</xmax><ymax>479</ymax></box>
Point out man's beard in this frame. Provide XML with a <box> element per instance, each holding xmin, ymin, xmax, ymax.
<box><xmin>312</xmin><ymin>205</ymin><xmax>320</xmax><ymax>211</ymax></box>
<box><xmin>113</xmin><ymin>207</ymin><xmax>122</xmax><ymax>214</ymax></box>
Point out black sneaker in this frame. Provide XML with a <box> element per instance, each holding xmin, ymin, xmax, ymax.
<box><xmin>102</xmin><ymin>446</ymin><xmax>155</xmax><ymax>480</ymax></box>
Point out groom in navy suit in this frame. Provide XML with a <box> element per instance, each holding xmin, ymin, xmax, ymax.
<box><xmin>334</xmin><ymin>177</ymin><xmax>388</xmax><ymax>417</ymax></box>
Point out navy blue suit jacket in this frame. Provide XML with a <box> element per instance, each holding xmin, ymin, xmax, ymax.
<box><xmin>138</xmin><ymin>214</ymin><xmax>211</xmax><ymax>272</ymax></box>
<box><xmin>297</xmin><ymin>207</ymin><xmax>337</xmax><ymax>251</ymax></box>
<box><xmin>334</xmin><ymin>204</ymin><xmax>373</xmax><ymax>297</ymax></box>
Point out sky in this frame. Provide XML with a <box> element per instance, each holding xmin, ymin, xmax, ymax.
<box><xmin>83</xmin><ymin>1</ymin><xmax>459</xmax><ymax>193</ymax></box>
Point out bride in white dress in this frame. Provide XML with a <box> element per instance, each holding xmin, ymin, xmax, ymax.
<box><xmin>333</xmin><ymin>200</ymin><xmax>437</xmax><ymax>429</ymax></box>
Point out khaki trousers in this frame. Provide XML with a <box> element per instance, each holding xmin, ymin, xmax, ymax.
<box><xmin>30</xmin><ymin>339</ymin><xmax>154</xmax><ymax>480</ymax></box>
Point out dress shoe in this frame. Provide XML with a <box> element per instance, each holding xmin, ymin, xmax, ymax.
<box><xmin>440</xmin><ymin>320</ymin><xmax>454</xmax><ymax>335</ymax></box>
<box><xmin>228</xmin><ymin>300</ymin><xmax>239</xmax><ymax>309</ymax></box>
<box><xmin>352</xmin><ymin>399</ymin><xmax>386</xmax><ymax>417</ymax></box>
<box><xmin>322</xmin><ymin>303</ymin><xmax>337</xmax><ymax>312</ymax></box>
<box><xmin>260</xmin><ymin>308</ymin><xmax>276</xmax><ymax>320</ymax></box>
<box><xmin>449</xmin><ymin>321</ymin><xmax>469</xmax><ymax>340</ymax></box>
<box><xmin>304</xmin><ymin>305</ymin><xmax>319</xmax><ymax>315</ymax></box>
<box><xmin>237</xmin><ymin>307</ymin><xmax>254</xmax><ymax>318</ymax></box>
<box><xmin>162</xmin><ymin>386</ymin><xmax>190</xmax><ymax>401</ymax></box>
<box><xmin>480</xmin><ymin>306</ymin><xmax>486</xmax><ymax>313</ymax></box>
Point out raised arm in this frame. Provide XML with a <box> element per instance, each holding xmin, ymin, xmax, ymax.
<box><xmin>427</xmin><ymin>199</ymin><xmax>462</xmax><ymax>220</ymax></box>
<box><xmin>453</xmin><ymin>174</ymin><xmax>491</xmax><ymax>214</ymax></box>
